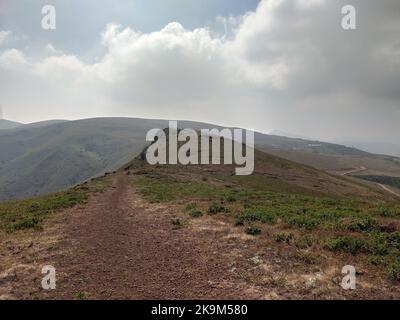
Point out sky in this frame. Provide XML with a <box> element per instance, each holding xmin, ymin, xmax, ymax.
<box><xmin>0</xmin><ymin>0</ymin><xmax>399</xmax><ymax>143</ymax></box>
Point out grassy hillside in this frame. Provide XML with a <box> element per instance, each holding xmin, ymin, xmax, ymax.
<box><xmin>0</xmin><ymin>175</ymin><xmax>110</xmax><ymax>233</ymax></box>
<box><xmin>0</xmin><ymin>118</ymin><xmax>166</xmax><ymax>200</ymax></box>
<box><xmin>0</xmin><ymin>117</ymin><xmax>231</xmax><ymax>200</ymax></box>
<box><xmin>263</xmin><ymin>147</ymin><xmax>400</xmax><ymax>177</ymax></box>
<box><xmin>124</xmin><ymin>149</ymin><xmax>400</xmax><ymax>281</ymax></box>
<box><xmin>1</xmin><ymin>117</ymin><xmax>399</xmax><ymax>201</ymax></box>
<box><xmin>1</xmin><ymin>142</ymin><xmax>400</xmax><ymax>293</ymax></box>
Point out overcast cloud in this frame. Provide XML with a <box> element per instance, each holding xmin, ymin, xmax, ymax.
<box><xmin>0</xmin><ymin>0</ymin><xmax>399</xmax><ymax>142</ymax></box>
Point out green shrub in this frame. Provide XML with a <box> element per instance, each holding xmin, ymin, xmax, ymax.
<box><xmin>235</xmin><ymin>216</ymin><xmax>245</xmax><ymax>226</ymax></box>
<box><xmin>388</xmin><ymin>259</ymin><xmax>400</xmax><ymax>281</ymax></box>
<box><xmin>10</xmin><ymin>217</ymin><xmax>41</xmax><ymax>231</ymax></box>
<box><xmin>367</xmin><ymin>255</ymin><xmax>388</xmax><ymax>266</ymax></box>
<box><xmin>368</xmin><ymin>234</ymin><xmax>389</xmax><ymax>255</ymax></box>
<box><xmin>325</xmin><ymin>236</ymin><xmax>368</xmax><ymax>255</ymax></box>
<box><xmin>189</xmin><ymin>210</ymin><xmax>203</xmax><ymax>218</ymax></box>
<box><xmin>74</xmin><ymin>291</ymin><xmax>91</xmax><ymax>300</ymax></box>
<box><xmin>274</xmin><ymin>232</ymin><xmax>294</xmax><ymax>243</ymax></box>
<box><xmin>245</xmin><ymin>226</ymin><xmax>261</xmax><ymax>236</ymax></box>
<box><xmin>226</xmin><ymin>195</ymin><xmax>237</xmax><ymax>203</ymax></box>
<box><xmin>374</xmin><ymin>206</ymin><xmax>400</xmax><ymax>218</ymax></box>
<box><xmin>236</xmin><ymin>209</ymin><xmax>277</xmax><ymax>225</ymax></box>
<box><xmin>386</xmin><ymin>232</ymin><xmax>400</xmax><ymax>248</ymax></box>
<box><xmin>285</xmin><ymin>215</ymin><xmax>318</xmax><ymax>230</ymax></box>
<box><xmin>295</xmin><ymin>234</ymin><xmax>314</xmax><ymax>249</ymax></box>
<box><xmin>171</xmin><ymin>218</ymin><xmax>182</xmax><ymax>227</ymax></box>
<box><xmin>185</xmin><ymin>203</ymin><xmax>197</xmax><ymax>211</ymax></box>
<box><xmin>208</xmin><ymin>204</ymin><xmax>229</xmax><ymax>215</ymax></box>
<box><xmin>346</xmin><ymin>217</ymin><xmax>379</xmax><ymax>233</ymax></box>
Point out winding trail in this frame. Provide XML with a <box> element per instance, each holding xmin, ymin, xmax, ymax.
<box><xmin>340</xmin><ymin>166</ymin><xmax>400</xmax><ymax>198</ymax></box>
<box><xmin>377</xmin><ymin>183</ymin><xmax>400</xmax><ymax>198</ymax></box>
<box><xmin>340</xmin><ymin>166</ymin><xmax>367</xmax><ymax>176</ymax></box>
<box><xmin>47</xmin><ymin>174</ymin><xmax>260</xmax><ymax>299</ymax></box>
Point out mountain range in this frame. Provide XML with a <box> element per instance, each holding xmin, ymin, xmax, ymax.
<box><xmin>1</xmin><ymin>117</ymin><xmax>400</xmax><ymax>201</ymax></box>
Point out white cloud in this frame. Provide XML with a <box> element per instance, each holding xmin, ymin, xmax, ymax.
<box><xmin>0</xmin><ymin>31</ymin><xmax>12</xmax><ymax>46</ymax></box>
<box><xmin>0</xmin><ymin>49</ymin><xmax>28</xmax><ymax>70</ymax></box>
<box><xmin>0</xmin><ymin>0</ymin><xmax>399</xmax><ymax>142</ymax></box>
<box><xmin>45</xmin><ymin>43</ymin><xmax>63</xmax><ymax>56</ymax></box>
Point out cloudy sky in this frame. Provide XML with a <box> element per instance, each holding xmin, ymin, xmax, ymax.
<box><xmin>0</xmin><ymin>0</ymin><xmax>399</xmax><ymax>142</ymax></box>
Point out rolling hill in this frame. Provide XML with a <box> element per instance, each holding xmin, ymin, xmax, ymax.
<box><xmin>1</xmin><ymin>134</ymin><xmax>400</xmax><ymax>299</ymax></box>
<box><xmin>0</xmin><ymin>119</ymin><xmax>22</xmax><ymax>130</ymax></box>
<box><xmin>1</xmin><ymin>117</ymin><xmax>400</xmax><ymax>201</ymax></box>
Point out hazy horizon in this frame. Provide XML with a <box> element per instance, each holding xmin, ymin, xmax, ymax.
<box><xmin>1</xmin><ymin>0</ymin><xmax>400</xmax><ymax>143</ymax></box>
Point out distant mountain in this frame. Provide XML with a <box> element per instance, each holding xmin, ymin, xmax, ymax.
<box><xmin>0</xmin><ymin>119</ymin><xmax>22</xmax><ymax>130</ymax></box>
<box><xmin>0</xmin><ymin>117</ymin><xmax>398</xmax><ymax>201</ymax></box>
<box><xmin>0</xmin><ymin>119</ymin><xmax>69</xmax><ymax>131</ymax></box>
<box><xmin>255</xmin><ymin>132</ymin><xmax>369</xmax><ymax>157</ymax></box>
<box><xmin>0</xmin><ymin>117</ymin><xmax>220</xmax><ymax>200</ymax></box>
<box><xmin>336</xmin><ymin>141</ymin><xmax>400</xmax><ymax>157</ymax></box>
<box><xmin>22</xmin><ymin>119</ymin><xmax>69</xmax><ymax>129</ymax></box>
<box><xmin>268</xmin><ymin>130</ymin><xmax>311</xmax><ymax>140</ymax></box>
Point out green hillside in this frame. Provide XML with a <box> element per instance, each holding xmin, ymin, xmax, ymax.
<box><xmin>1</xmin><ymin>117</ymin><xmax>399</xmax><ymax>201</ymax></box>
<box><xmin>124</xmin><ymin>147</ymin><xmax>400</xmax><ymax>281</ymax></box>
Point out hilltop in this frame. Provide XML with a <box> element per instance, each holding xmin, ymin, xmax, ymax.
<box><xmin>0</xmin><ymin>119</ymin><xmax>22</xmax><ymax>130</ymax></box>
<box><xmin>1</xmin><ymin>117</ymin><xmax>400</xmax><ymax>201</ymax></box>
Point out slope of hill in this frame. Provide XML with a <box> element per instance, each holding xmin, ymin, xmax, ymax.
<box><xmin>124</xmin><ymin>146</ymin><xmax>396</xmax><ymax>203</ymax></box>
<box><xmin>0</xmin><ymin>118</ymin><xmax>164</xmax><ymax>200</ymax></box>
<box><xmin>21</xmin><ymin>120</ymin><xmax>70</xmax><ymax>129</ymax></box>
<box><xmin>0</xmin><ymin>117</ymin><xmax>221</xmax><ymax>200</ymax></box>
<box><xmin>262</xmin><ymin>147</ymin><xmax>400</xmax><ymax>177</ymax></box>
<box><xmin>0</xmin><ymin>119</ymin><xmax>22</xmax><ymax>130</ymax></box>
<box><xmin>337</xmin><ymin>140</ymin><xmax>400</xmax><ymax>157</ymax></box>
<box><xmin>2</xmin><ymin>144</ymin><xmax>400</xmax><ymax>299</ymax></box>
<box><xmin>1</xmin><ymin>117</ymin><xmax>399</xmax><ymax>201</ymax></box>
<box><xmin>255</xmin><ymin>132</ymin><xmax>369</xmax><ymax>157</ymax></box>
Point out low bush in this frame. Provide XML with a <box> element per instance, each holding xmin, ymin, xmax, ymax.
<box><xmin>388</xmin><ymin>259</ymin><xmax>400</xmax><ymax>281</ymax></box>
<box><xmin>208</xmin><ymin>204</ymin><xmax>229</xmax><ymax>215</ymax></box>
<box><xmin>245</xmin><ymin>226</ymin><xmax>261</xmax><ymax>236</ymax></box>
<box><xmin>274</xmin><ymin>232</ymin><xmax>294</xmax><ymax>243</ymax></box>
<box><xmin>346</xmin><ymin>217</ymin><xmax>379</xmax><ymax>233</ymax></box>
<box><xmin>189</xmin><ymin>210</ymin><xmax>203</xmax><ymax>218</ymax></box>
<box><xmin>324</xmin><ymin>236</ymin><xmax>368</xmax><ymax>255</ymax></box>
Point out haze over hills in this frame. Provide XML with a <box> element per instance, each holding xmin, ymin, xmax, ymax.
<box><xmin>336</xmin><ymin>140</ymin><xmax>400</xmax><ymax>158</ymax></box>
<box><xmin>268</xmin><ymin>130</ymin><xmax>312</xmax><ymax>140</ymax></box>
<box><xmin>1</xmin><ymin>117</ymin><xmax>400</xmax><ymax>201</ymax></box>
<box><xmin>0</xmin><ymin>119</ymin><xmax>22</xmax><ymax>130</ymax></box>
<box><xmin>269</xmin><ymin>130</ymin><xmax>400</xmax><ymax>158</ymax></box>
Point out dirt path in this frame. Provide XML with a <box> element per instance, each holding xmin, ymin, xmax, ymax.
<box><xmin>341</xmin><ymin>166</ymin><xmax>367</xmax><ymax>176</ymax></box>
<box><xmin>4</xmin><ymin>174</ymin><xmax>399</xmax><ymax>300</ymax></box>
<box><xmin>44</xmin><ymin>174</ymin><xmax>261</xmax><ymax>299</ymax></box>
<box><xmin>340</xmin><ymin>166</ymin><xmax>400</xmax><ymax>198</ymax></box>
<box><xmin>377</xmin><ymin>183</ymin><xmax>400</xmax><ymax>198</ymax></box>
